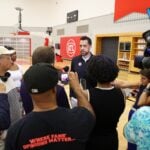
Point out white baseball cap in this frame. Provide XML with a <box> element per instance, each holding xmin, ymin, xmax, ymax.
<box><xmin>0</xmin><ymin>46</ymin><xmax>15</xmax><ymax>55</ymax></box>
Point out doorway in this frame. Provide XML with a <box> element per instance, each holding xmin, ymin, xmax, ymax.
<box><xmin>101</xmin><ymin>37</ymin><xmax>119</xmax><ymax>63</ymax></box>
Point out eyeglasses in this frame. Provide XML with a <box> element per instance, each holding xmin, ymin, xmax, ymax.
<box><xmin>0</xmin><ymin>72</ymin><xmax>10</xmax><ymax>82</ymax></box>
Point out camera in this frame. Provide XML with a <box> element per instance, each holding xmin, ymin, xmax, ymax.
<box><xmin>134</xmin><ymin>30</ymin><xmax>150</xmax><ymax>69</ymax></box>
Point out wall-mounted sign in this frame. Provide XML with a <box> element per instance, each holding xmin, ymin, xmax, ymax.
<box><xmin>60</xmin><ymin>36</ymin><xmax>81</xmax><ymax>60</ymax></box>
<box><xmin>67</xmin><ymin>10</ymin><xmax>78</xmax><ymax>23</ymax></box>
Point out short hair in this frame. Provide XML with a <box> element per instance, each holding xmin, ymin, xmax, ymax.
<box><xmin>140</xmin><ymin>68</ymin><xmax>150</xmax><ymax>80</ymax></box>
<box><xmin>4</xmin><ymin>46</ymin><xmax>16</xmax><ymax>54</ymax></box>
<box><xmin>80</xmin><ymin>36</ymin><xmax>92</xmax><ymax>45</ymax></box>
<box><xmin>4</xmin><ymin>45</ymin><xmax>14</xmax><ymax>50</ymax></box>
<box><xmin>32</xmin><ymin>46</ymin><xmax>55</xmax><ymax>65</ymax></box>
<box><xmin>87</xmin><ymin>55</ymin><xmax>119</xmax><ymax>83</ymax></box>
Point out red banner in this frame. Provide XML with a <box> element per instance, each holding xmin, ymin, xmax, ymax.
<box><xmin>114</xmin><ymin>0</ymin><xmax>150</xmax><ymax>21</ymax></box>
<box><xmin>60</xmin><ymin>36</ymin><xmax>81</xmax><ymax>60</ymax></box>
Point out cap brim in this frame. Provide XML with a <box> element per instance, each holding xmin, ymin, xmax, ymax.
<box><xmin>1</xmin><ymin>50</ymin><xmax>16</xmax><ymax>55</ymax></box>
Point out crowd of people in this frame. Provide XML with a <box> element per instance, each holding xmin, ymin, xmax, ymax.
<box><xmin>0</xmin><ymin>36</ymin><xmax>150</xmax><ymax>150</ymax></box>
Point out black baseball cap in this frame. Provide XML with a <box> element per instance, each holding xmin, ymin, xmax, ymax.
<box><xmin>23</xmin><ymin>63</ymin><xmax>58</xmax><ymax>94</ymax></box>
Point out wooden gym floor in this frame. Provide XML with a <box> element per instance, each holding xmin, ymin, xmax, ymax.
<box><xmin>21</xmin><ymin>59</ymin><xmax>141</xmax><ymax>150</ymax></box>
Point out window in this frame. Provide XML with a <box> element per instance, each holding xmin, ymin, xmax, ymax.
<box><xmin>55</xmin><ymin>43</ymin><xmax>60</xmax><ymax>49</ymax></box>
<box><xmin>119</xmin><ymin>42</ymin><xmax>131</xmax><ymax>51</ymax></box>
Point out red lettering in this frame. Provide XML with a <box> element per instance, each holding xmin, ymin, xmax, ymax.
<box><xmin>22</xmin><ymin>133</ymin><xmax>76</xmax><ymax>149</ymax></box>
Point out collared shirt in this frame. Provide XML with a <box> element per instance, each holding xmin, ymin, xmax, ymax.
<box><xmin>71</xmin><ymin>53</ymin><xmax>93</xmax><ymax>80</ymax></box>
<box><xmin>82</xmin><ymin>53</ymin><xmax>91</xmax><ymax>62</ymax></box>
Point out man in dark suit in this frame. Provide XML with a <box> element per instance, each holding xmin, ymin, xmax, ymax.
<box><xmin>70</xmin><ymin>36</ymin><xmax>96</xmax><ymax>102</ymax></box>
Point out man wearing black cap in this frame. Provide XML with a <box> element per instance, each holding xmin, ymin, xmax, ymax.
<box><xmin>5</xmin><ymin>63</ymin><xmax>95</xmax><ymax>150</ymax></box>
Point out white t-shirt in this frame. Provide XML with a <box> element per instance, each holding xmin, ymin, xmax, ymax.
<box><xmin>8</xmin><ymin>64</ymin><xmax>23</xmax><ymax>88</ymax></box>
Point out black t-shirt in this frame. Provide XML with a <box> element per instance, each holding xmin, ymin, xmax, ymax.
<box><xmin>86</xmin><ymin>87</ymin><xmax>125</xmax><ymax>150</ymax></box>
<box><xmin>5</xmin><ymin>107</ymin><xmax>95</xmax><ymax>150</ymax></box>
<box><xmin>20</xmin><ymin>81</ymin><xmax>70</xmax><ymax>114</ymax></box>
<box><xmin>89</xmin><ymin>87</ymin><xmax>125</xmax><ymax>135</ymax></box>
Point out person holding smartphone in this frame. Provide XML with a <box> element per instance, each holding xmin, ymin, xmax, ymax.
<box><xmin>5</xmin><ymin>63</ymin><xmax>95</xmax><ymax>150</ymax></box>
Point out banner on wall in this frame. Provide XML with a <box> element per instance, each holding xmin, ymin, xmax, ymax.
<box><xmin>60</xmin><ymin>36</ymin><xmax>81</xmax><ymax>60</ymax></box>
<box><xmin>114</xmin><ymin>0</ymin><xmax>150</xmax><ymax>21</ymax></box>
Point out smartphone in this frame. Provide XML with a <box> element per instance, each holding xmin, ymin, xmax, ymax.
<box><xmin>80</xmin><ymin>78</ymin><xmax>86</xmax><ymax>90</ymax></box>
<box><xmin>61</xmin><ymin>73</ymin><xmax>69</xmax><ymax>84</ymax></box>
